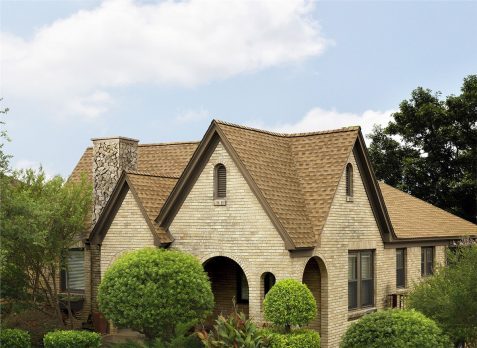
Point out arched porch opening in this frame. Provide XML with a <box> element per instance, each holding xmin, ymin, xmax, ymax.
<box><xmin>302</xmin><ymin>256</ymin><xmax>328</xmax><ymax>338</ymax></box>
<box><xmin>203</xmin><ymin>256</ymin><xmax>249</xmax><ymax>320</ymax></box>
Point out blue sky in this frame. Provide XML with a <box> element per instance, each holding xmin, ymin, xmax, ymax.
<box><xmin>1</xmin><ymin>0</ymin><xmax>476</xmax><ymax>177</ymax></box>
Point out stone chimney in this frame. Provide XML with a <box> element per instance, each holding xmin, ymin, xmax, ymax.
<box><xmin>91</xmin><ymin>136</ymin><xmax>139</xmax><ymax>224</ymax></box>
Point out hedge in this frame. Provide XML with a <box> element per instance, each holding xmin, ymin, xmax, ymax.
<box><xmin>264</xmin><ymin>328</ymin><xmax>320</xmax><ymax>348</ymax></box>
<box><xmin>340</xmin><ymin>309</ymin><xmax>450</xmax><ymax>348</ymax></box>
<box><xmin>43</xmin><ymin>330</ymin><xmax>101</xmax><ymax>348</ymax></box>
<box><xmin>0</xmin><ymin>328</ymin><xmax>31</xmax><ymax>348</ymax></box>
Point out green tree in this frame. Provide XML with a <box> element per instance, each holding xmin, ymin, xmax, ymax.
<box><xmin>98</xmin><ymin>248</ymin><xmax>214</xmax><ymax>343</ymax></box>
<box><xmin>368</xmin><ymin>75</ymin><xmax>477</xmax><ymax>223</ymax></box>
<box><xmin>0</xmin><ymin>168</ymin><xmax>92</xmax><ymax>325</ymax></box>
<box><xmin>0</xmin><ymin>98</ymin><xmax>11</xmax><ymax>174</ymax></box>
<box><xmin>408</xmin><ymin>242</ymin><xmax>477</xmax><ymax>347</ymax></box>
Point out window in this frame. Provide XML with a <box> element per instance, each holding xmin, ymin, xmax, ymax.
<box><xmin>236</xmin><ymin>268</ymin><xmax>249</xmax><ymax>303</ymax></box>
<box><xmin>396</xmin><ymin>248</ymin><xmax>406</xmax><ymax>288</ymax></box>
<box><xmin>421</xmin><ymin>247</ymin><xmax>434</xmax><ymax>277</ymax></box>
<box><xmin>60</xmin><ymin>249</ymin><xmax>85</xmax><ymax>292</ymax></box>
<box><xmin>348</xmin><ymin>251</ymin><xmax>374</xmax><ymax>310</ymax></box>
<box><xmin>346</xmin><ymin>163</ymin><xmax>353</xmax><ymax>198</ymax></box>
<box><xmin>263</xmin><ymin>272</ymin><xmax>276</xmax><ymax>297</ymax></box>
<box><xmin>214</xmin><ymin>164</ymin><xmax>226</xmax><ymax>199</ymax></box>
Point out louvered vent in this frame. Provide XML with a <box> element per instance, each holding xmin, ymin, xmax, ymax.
<box><xmin>215</xmin><ymin>164</ymin><xmax>227</xmax><ymax>198</ymax></box>
<box><xmin>346</xmin><ymin>163</ymin><xmax>353</xmax><ymax>197</ymax></box>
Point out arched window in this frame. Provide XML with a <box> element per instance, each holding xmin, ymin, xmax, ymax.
<box><xmin>214</xmin><ymin>164</ymin><xmax>226</xmax><ymax>199</ymax></box>
<box><xmin>263</xmin><ymin>272</ymin><xmax>276</xmax><ymax>297</ymax></box>
<box><xmin>346</xmin><ymin>163</ymin><xmax>353</xmax><ymax>198</ymax></box>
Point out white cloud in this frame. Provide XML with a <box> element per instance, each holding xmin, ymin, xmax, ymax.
<box><xmin>13</xmin><ymin>159</ymin><xmax>57</xmax><ymax>179</ymax></box>
<box><xmin>175</xmin><ymin>107</ymin><xmax>209</xmax><ymax>124</ymax></box>
<box><xmin>271</xmin><ymin>107</ymin><xmax>395</xmax><ymax>141</ymax></box>
<box><xmin>1</xmin><ymin>0</ymin><xmax>327</xmax><ymax>119</ymax></box>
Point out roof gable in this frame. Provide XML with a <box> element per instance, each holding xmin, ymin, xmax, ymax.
<box><xmin>157</xmin><ymin>120</ymin><xmax>365</xmax><ymax>249</ymax></box>
<box><xmin>89</xmin><ymin>172</ymin><xmax>177</xmax><ymax>245</ymax></box>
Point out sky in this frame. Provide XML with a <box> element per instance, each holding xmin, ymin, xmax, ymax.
<box><xmin>1</xmin><ymin>0</ymin><xmax>476</xmax><ymax>177</ymax></box>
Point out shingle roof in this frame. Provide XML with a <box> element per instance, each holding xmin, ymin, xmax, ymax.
<box><xmin>69</xmin><ymin>142</ymin><xmax>198</xmax><ymax>238</ymax></box>
<box><xmin>379</xmin><ymin>182</ymin><xmax>477</xmax><ymax>239</ymax></box>
<box><xmin>216</xmin><ymin>121</ymin><xmax>360</xmax><ymax>247</ymax></box>
<box><xmin>127</xmin><ymin>172</ymin><xmax>178</xmax><ymax>244</ymax></box>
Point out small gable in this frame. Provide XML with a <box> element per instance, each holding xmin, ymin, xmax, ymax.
<box><xmin>101</xmin><ymin>190</ymin><xmax>155</xmax><ymax>277</ymax></box>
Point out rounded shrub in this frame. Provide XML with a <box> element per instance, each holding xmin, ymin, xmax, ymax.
<box><xmin>98</xmin><ymin>248</ymin><xmax>214</xmax><ymax>342</ymax></box>
<box><xmin>264</xmin><ymin>279</ymin><xmax>317</xmax><ymax>330</ymax></box>
<box><xmin>43</xmin><ymin>330</ymin><xmax>101</xmax><ymax>348</ymax></box>
<box><xmin>340</xmin><ymin>309</ymin><xmax>450</xmax><ymax>348</ymax></box>
<box><xmin>264</xmin><ymin>328</ymin><xmax>320</xmax><ymax>348</ymax></box>
<box><xmin>0</xmin><ymin>328</ymin><xmax>31</xmax><ymax>348</ymax></box>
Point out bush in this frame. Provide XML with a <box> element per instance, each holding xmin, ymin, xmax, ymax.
<box><xmin>340</xmin><ymin>309</ymin><xmax>450</xmax><ymax>348</ymax></box>
<box><xmin>43</xmin><ymin>330</ymin><xmax>101</xmax><ymax>348</ymax></box>
<box><xmin>263</xmin><ymin>328</ymin><xmax>320</xmax><ymax>348</ymax></box>
<box><xmin>263</xmin><ymin>279</ymin><xmax>316</xmax><ymax>330</ymax></box>
<box><xmin>3</xmin><ymin>307</ymin><xmax>61</xmax><ymax>347</ymax></box>
<box><xmin>98</xmin><ymin>248</ymin><xmax>214</xmax><ymax>342</ymax></box>
<box><xmin>198</xmin><ymin>308</ymin><xmax>266</xmax><ymax>347</ymax></box>
<box><xmin>0</xmin><ymin>328</ymin><xmax>31</xmax><ymax>348</ymax></box>
<box><xmin>409</xmin><ymin>243</ymin><xmax>477</xmax><ymax>346</ymax></box>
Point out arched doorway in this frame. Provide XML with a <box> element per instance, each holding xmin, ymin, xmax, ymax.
<box><xmin>302</xmin><ymin>257</ymin><xmax>328</xmax><ymax>338</ymax></box>
<box><xmin>203</xmin><ymin>256</ymin><xmax>249</xmax><ymax>320</ymax></box>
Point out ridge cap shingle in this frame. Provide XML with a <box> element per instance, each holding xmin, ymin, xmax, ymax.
<box><xmin>126</xmin><ymin>171</ymin><xmax>179</xmax><ymax>180</ymax></box>
<box><xmin>215</xmin><ymin>119</ymin><xmax>360</xmax><ymax>138</ymax></box>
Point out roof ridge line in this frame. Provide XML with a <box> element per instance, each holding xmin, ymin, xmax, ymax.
<box><xmin>215</xmin><ymin>119</ymin><xmax>360</xmax><ymax>138</ymax></box>
<box><xmin>138</xmin><ymin>141</ymin><xmax>199</xmax><ymax>147</ymax></box>
<box><xmin>126</xmin><ymin>171</ymin><xmax>179</xmax><ymax>179</ymax></box>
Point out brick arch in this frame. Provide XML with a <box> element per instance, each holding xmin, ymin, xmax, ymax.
<box><xmin>200</xmin><ymin>253</ymin><xmax>251</xmax><ymax>281</ymax></box>
<box><xmin>302</xmin><ymin>256</ymin><xmax>329</xmax><ymax>344</ymax></box>
<box><xmin>201</xmin><ymin>254</ymin><xmax>250</xmax><ymax>320</ymax></box>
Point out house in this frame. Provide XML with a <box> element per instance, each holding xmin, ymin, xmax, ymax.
<box><xmin>66</xmin><ymin>120</ymin><xmax>477</xmax><ymax>348</ymax></box>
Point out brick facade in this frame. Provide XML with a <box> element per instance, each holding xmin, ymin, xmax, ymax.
<box><xmin>93</xmin><ymin>141</ymin><xmax>449</xmax><ymax>347</ymax></box>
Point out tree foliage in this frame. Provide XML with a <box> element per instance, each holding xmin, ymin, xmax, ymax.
<box><xmin>0</xmin><ymin>168</ymin><xmax>92</xmax><ymax>325</ymax></box>
<box><xmin>340</xmin><ymin>309</ymin><xmax>450</xmax><ymax>348</ymax></box>
<box><xmin>263</xmin><ymin>279</ymin><xmax>316</xmax><ymax>331</ymax></box>
<box><xmin>98</xmin><ymin>248</ymin><xmax>214</xmax><ymax>342</ymax></box>
<box><xmin>368</xmin><ymin>75</ymin><xmax>477</xmax><ymax>222</ymax></box>
<box><xmin>0</xmin><ymin>98</ymin><xmax>11</xmax><ymax>174</ymax></box>
<box><xmin>408</xmin><ymin>242</ymin><xmax>477</xmax><ymax>346</ymax></box>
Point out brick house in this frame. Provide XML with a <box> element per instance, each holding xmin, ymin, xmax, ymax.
<box><xmin>65</xmin><ymin>120</ymin><xmax>476</xmax><ymax>347</ymax></box>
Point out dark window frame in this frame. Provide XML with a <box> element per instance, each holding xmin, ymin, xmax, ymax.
<box><xmin>60</xmin><ymin>248</ymin><xmax>85</xmax><ymax>293</ymax></box>
<box><xmin>214</xmin><ymin>163</ymin><xmax>227</xmax><ymax>199</ymax></box>
<box><xmin>421</xmin><ymin>247</ymin><xmax>434</xmax><ymax>277</ymax></box>
<box><xmin>346</xmin><ymin>163</ymin><xmax>353</xmax><ymax>198</ymax></box>
<box><xmin>236</xmin><ymin>267</ymin><xmax>249</xmax><ymax>304</ymax></box>
<box><xmin>396</xmin><ymin>248</ymin><xmax>406</xmax><ymax>288</ymax></box>
<box><xmin>348</xmin><ymin>250</ymin><xmax>374</xmax><ymax>310</ymax></box>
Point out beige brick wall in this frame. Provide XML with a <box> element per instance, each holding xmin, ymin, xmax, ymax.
<box><xmin>87</xmin><ymin>141</ymin><xmax>448</xmax><ymax>347</ymax></box>
<box><xmin>100</xmin><ymin>190</ymin><xmax>155</xmax><ymax>278</ymax></box>
<box><xmin>170</xmin><ymin>142</ymin><xmax>305</xmax><ymax>324</ymax></box>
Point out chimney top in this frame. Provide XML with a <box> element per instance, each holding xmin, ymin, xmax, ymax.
<box><xmin>91</xmin><ymin>136</ymin><xmax>139</xmax><ymax>143</ymax></box>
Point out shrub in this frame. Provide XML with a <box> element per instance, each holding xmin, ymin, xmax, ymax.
<box><xmin>198</xmin><ymin>308</ymin><xmax>266</xmax><ymax>347</ymax></box>
<box><xmin>263</xmin><ymin>279</ymin><xmax>316</xmax><ymax>331</ymax></box>
<box><xmin>0</xmin><ymin>328</ymin><xmax>31</xmax><ymax>348</ymax></box>
<box><xmin>340</xmin><ymin>309</ymin><xmax>450</xmax><ymax>348</ymax></box>
<box><xmin>43</xmin><ymin>330</ymin><xmax>101</xmax><ymax>348</ymax></box>
<box><xmin>409</xmin><ymin>242</ymin><xmax>477</xmax><ymax>346</ymax></box>
<box><xmin>3</xmin><ymin>307</ymin><xmax>60</xmax><ymax>347</ymax></box>
<box><xmin>98</xmin><ymin>248</ymin><xmax>214</xmax><ymax>342</ymax></box>
<box><xmin>263</xmin><ymin>328</ymin><xmax>320</xmax><ymax>348</ymax></box>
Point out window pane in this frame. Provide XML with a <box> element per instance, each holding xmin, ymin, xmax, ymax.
<box><xmin>361</xmin><ymin>279</ymin><xmax>374</xmax><ymax>306</ymax></box>
<box><xmin>396</xmin><ymin>249</ymin><xmax>405</xmax><ymax>288</ymax></box>
<box><xmin>348</xmin><ymin>255</ymin><xmax>357</xmax><ymax>280</ymax></box>
<box><xmin>348</xmin><ymin>281</ymin><xmax>357</xmax><ymax>309</ymax></box>
<box><xmin>361</xmin><ymin>253</ymin><xmax>372</xmax><ymax>280</ymax></box>
<box><xmin>240</xmin><ymin>271</ymin><xmax>249</xmax><ymax>301</ymax></box>
<box><xmin>66</xmin><ymin>250</ymin><xmax>84</xmax><ymax>291</ymax></box>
